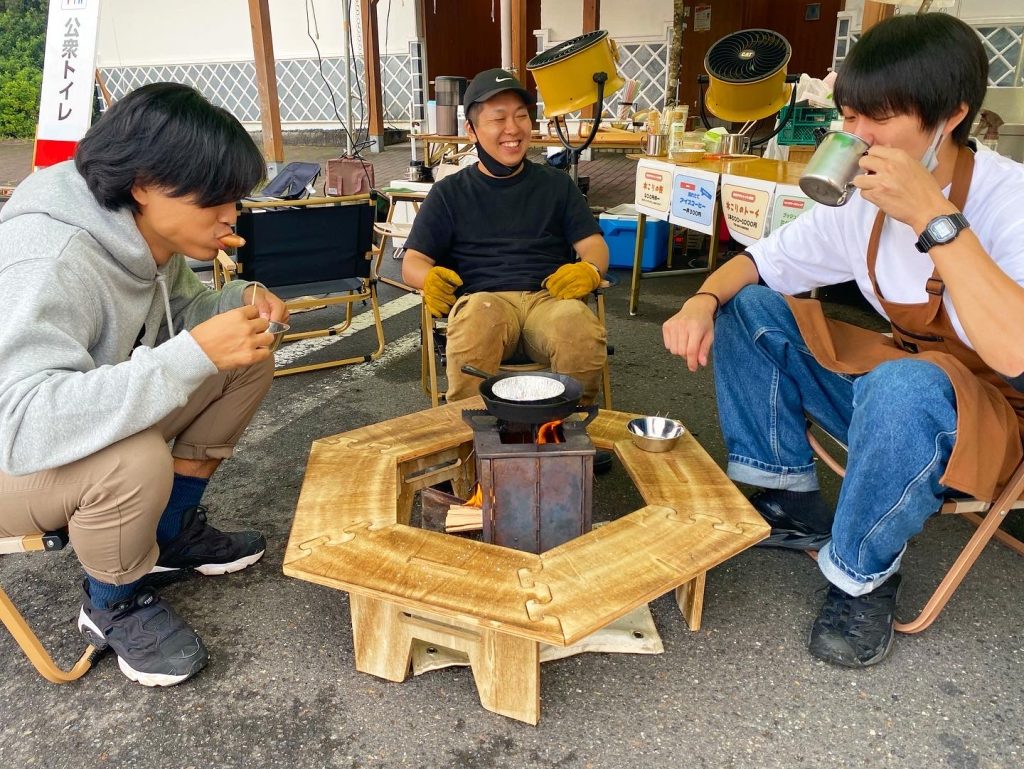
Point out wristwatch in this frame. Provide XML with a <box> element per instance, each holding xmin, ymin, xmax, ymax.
<box><xmin>915</xmin><ymin>212</ymin><xmax>970</xmax><ymax>253</ymax></box>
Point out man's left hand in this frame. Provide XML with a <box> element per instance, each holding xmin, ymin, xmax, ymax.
<box><xmin>242</xmin><ymin>283</ymin><xmax>290</xmax><ymax>323</ymax></box>
<box><xmin>543</xmin><ymin>262</ymin><xmax>602</xmax><ymax>300</ymax></box>
<box><xmin>853</xmin><ymin>145</ymin><xmax>956</xmax><ymax>233</ymax></box>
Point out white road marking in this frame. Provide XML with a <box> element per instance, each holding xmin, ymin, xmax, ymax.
<box><xmin>272</xmin><ymin>291</ymin><xmax>421</xmax><ymax>367</ymax></box>
<box><xmin>245</xmin><ymin>329</ymin><xmax>423</xmax><ymax>444</ymax></box>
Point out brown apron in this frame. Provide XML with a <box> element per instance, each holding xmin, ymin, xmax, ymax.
<box><xmin>784</xmin><ymin>146</ymin><xmax>1024</xmax><ymax>501</ymax></box>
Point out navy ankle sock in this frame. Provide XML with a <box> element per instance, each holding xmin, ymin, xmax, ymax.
<box><xmin>764</xmin><ymin>489</ymin><xmax>834</xmax><ymax>532</ymax></box>
<box><xmin>157</xmin><ymin>474</ymin><xmax>209</xmax><ymax>544</ymax></box>
<box><xmin>86</xmin><ymin>576</ymin><xmax>142</xmax><ymax>610</ymax></box>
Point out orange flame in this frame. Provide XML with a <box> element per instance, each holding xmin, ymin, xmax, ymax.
<box><xmin>537</xmin><ymin>419</ymin><xmax>564</xmax><ymax>445</ymax></box>
<box><xmin>465</xmin><ymin>484</ymin><xmax>483</xmax><ymax>508</ymax></box>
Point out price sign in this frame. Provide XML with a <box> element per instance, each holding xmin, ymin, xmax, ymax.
<box><xmin>634</xmin><ymin>159</ymin><xmax>674</xmax><ymax>220</ymax></box>
<box><xmin>720</xmin><ymin>174</ymin><xmax>776</xmax><ymax>246</ymax></box>
<box><xmin>768</xmin><ymin>184</ymin><xmax>816</xmax><ymax>234</ymax></box>
<box><xmin>669</xmin><ymin>167</ymin><xmax>719</xmax><ymax>235</ymax></box>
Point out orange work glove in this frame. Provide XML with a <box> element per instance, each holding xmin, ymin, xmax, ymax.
<box><xmin>422</xmin><ymin>266</ymin><xmax>464</xmax><ymax>317</ymax></box>
<box><xmin>543</xmin><ymin>261</ymin><xmax>602</xmax><ymax>300</ymax></box>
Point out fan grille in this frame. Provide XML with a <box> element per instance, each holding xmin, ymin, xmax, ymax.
<box><xmin>704</xmin><ymin>29</ymin><xmax>791</xmax><ymax>84</ymax></box>
<box><xmin>528</xmin><ymin>30</ymin><xmax>608</xmax><ymax>69</ymax></box>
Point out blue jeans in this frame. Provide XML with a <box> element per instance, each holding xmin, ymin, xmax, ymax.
<box><xmin>713</xmin><ymin>285</ymin><xmax>958</xmax><ymax>596</ymax></box>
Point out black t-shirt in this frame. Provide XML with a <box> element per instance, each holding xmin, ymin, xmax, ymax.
<box><xmin>404</xmin><ymin>160</ymin><xmax>602</xmax><ymax>294</ymax></box>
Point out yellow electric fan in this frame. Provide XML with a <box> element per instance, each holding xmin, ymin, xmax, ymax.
<box><xmin>704</xmin><ymin>29</ymin><xmax>793</xmax><ymax>123</ymax></box>
<box><xmin>527</xmin><ymin>30</ymin><xmax>624</xmax><ymax>117</ymax></box>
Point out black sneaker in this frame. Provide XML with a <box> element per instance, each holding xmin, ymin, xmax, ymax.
<box><xmin>594</xmin><ymin>449</ymin><xmax>614</xmax><ymax>475</ymax></box>
<box><xmin>152</xmin><ymin>505</ymin><xmax>266</xmax><ymax>576</ymax></box>
<box><xmin>77</xmin><ymin>581</ymin><xmax>208</xmax><ymax>686</ymax></box>
<box><xmin>807</xmin><ymin>574</ymin><xmax>901</xmax><ymax>668</ymax></box>
<box><xmin>750</xmin><ymin>490</ymin><xmax>832</xmax><ymax>551</ymax></box>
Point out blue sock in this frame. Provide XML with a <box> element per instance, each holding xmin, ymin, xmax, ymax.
<box><xmin>87</xmin><ymin>576</ymin><xmax>142</xmax><ymax>610</ymax></box>
<box><xmin>156</xmin><ymin>474</ymin><xmax>209</xmax><ymax>544</ymax></box>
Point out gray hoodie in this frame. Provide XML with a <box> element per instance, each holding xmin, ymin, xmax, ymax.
<box><xmin>0</xmin><ymin>161</ymin><xmax>252</xmax><ymax>475</ymax></box>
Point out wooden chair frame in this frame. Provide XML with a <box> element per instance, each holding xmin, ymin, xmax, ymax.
<box><xmin>370</xmin><ymin>188</ymin><xmax>428</xmax><ymax>293</ymax></box>
<box><xmin>213</xmin><ymin>195</ymin><xmax>385</xmax><ymax>377</ymax></box>
<box><xmin>420</xmin><ymin>287</ymin><xmax>614</xmax><ymax>409</ymax></box>
<box><xmin>806</xmin><ymin>421</ymin><xmax>1024</xmax><ymax>634</ymax></box>
<box><xmin>1</xmin><ymin>532</ymin><xmax>102</xmax><ymax>683</ymax></box>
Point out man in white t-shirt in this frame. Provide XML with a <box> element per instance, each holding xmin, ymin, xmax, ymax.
<box><xmin>663</xmin><ymin>13</ymin><xmax>1024</xmax><ymax>668</ymax></box>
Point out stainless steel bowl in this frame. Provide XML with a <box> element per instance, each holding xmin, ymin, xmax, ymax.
<box><xmin>627</xmin><ymin>416</ymin><xmax>685</xmax><ymax>453</ymax></box>
<box><xmin>267</xmin><ymin>320</ymin><xmax>290</xmax><ymax>352</ymax></box>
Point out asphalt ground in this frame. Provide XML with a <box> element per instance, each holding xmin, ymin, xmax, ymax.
<box><xmin>1</xmin><ymin>139</ymin><xmax>1022</xmax><ymax>769</ymax></box>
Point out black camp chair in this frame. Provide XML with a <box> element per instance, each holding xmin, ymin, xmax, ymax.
<box><xmin>214</xmin><ymin>194</ymin><xmax>384</xmax><ymax>376</ymax></box>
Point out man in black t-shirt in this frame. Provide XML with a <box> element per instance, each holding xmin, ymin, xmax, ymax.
<box><xmin>403</xmin><ymin>68</ymin><xmax>610</xmax><ymax>404</ymax></box>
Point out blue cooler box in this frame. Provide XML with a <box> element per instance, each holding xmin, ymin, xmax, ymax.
<box><xmin>599</xmin><ymin>204</ymin><xmax>669</xmax><ymax>271</ymax></box>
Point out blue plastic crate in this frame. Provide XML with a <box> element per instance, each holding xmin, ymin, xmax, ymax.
<box><xmin>599</xmin><ymin>207</ymin><xmax>669</xmax><ymax>271</ymax></box>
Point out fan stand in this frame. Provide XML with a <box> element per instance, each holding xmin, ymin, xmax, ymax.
<box><xmin>550</xmin><ymin>72</ymin><xmax>608</xmax><ymax>185</ymax></box>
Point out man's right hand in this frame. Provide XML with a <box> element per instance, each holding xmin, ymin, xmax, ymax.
<box><xmin>663</xmin><ymin>294</ymin><xmax>718</xmax><ymax>372</ymax></box>
<box><xmin>190</xmin><ymin>305</ymin><xmax>273</xmax><ymax>371</ymax></box>
<box><xmin>422</xmin><ymin>266</ymin><xmax>464</xmax><ymax>318</ymax></box>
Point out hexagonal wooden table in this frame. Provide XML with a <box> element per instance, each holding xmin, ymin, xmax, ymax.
<box><xmin>284</xmin><ymin>397</ymin><xmax>768</xmax><ymax>724</ymax></box>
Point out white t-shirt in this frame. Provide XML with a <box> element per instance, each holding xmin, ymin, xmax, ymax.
<box><xmin>748</xmin><ymin>147</ymin><xmax>1024</xmax><ymax>348</ymax></box>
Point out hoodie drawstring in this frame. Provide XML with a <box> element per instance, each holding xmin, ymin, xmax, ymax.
<box><xmin>155</xmin><ymin>274</ymin><xmax>176</xmax><ymax>338</ymax></box>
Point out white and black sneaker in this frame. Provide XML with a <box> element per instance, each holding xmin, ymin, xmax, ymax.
<box><xmin>151</xmin><ymin>505</ymin><xmax>266</xmax><ymax>577</ymax></box>
<box><xmin>78</xmin><ymin>581</ymin><xmax>208</xmax><ymax>687</ymax></box>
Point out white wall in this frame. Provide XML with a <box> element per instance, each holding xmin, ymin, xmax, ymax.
<box><xmin>842</xmin><ymin>1</ymin><xmax>1024</xmax><ymax>27</ymax></box>
<box><xmin>540</xmin><ymin>0</ymin><xmax>672</xmax><ymax>42</ymax></box>
<box><xmin>95</xmin><ymin>0</ymin><xmax>418</xmax><ymax>68</ymax></box>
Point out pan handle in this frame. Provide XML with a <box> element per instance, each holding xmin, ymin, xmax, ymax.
<box><xmin>461</xmin><ymin>364</ymin><xmax>496</xmax><ymax>380</ymax></box>
<box><xmin>567</xmin><ymin>404</ymin><xmax>599</xmax><ymax>428</ymax></box>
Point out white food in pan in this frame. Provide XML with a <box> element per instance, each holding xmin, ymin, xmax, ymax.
<box><xmin>491</xmin><ymin>376</ymin><xmax>566</xmax><ymax>402</ymax></box>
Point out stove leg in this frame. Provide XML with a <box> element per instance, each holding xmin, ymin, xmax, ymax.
<box><xmin>675</xmin><ymin>571</ymin><xmax>707</xmax><ymax>632</ymax></box>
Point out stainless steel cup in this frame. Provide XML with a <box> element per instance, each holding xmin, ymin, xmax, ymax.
<box><xmin>645</xmin><ymin>132</ymin><xmax>668</xmax><ymax>157</ymax></box>
<box><xmin>722</xmin><ymin>133</ymin><xmax>751</xmax><ymax>155</ymax></box>
<box><xmin>798</xmin><ymin>130</ymin><xmax>871</xmax><ymax>206</ymax></box>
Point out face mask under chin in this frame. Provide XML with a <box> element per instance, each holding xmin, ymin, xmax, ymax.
<box><xmin>470</xmin><ymin>122</ymin><xmax>522</xmax><ymax>177</ymax></box>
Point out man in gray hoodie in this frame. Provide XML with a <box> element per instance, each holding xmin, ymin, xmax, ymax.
<box><xmin>0</xmin><ymin>83</ymin><xmax>288</xmax><ymax>686</ymax></box>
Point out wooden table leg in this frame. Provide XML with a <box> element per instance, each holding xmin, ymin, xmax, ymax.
<box><xmin>628</xmin><ymin>212</ymin><xmax>647</xmax><ymax>316</ymax></box>
<box><xmin>675</xmin><ymin>571</ymin><xmax>707</xmax><ymax>632</ymax></box>
<box><xmin>349</xmin><ymin>593</ymin><xmax>541</xmax><ymax>725</ymax></box>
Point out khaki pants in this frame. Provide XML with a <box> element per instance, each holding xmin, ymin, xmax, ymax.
<box><xmin>0</xmin><ymin>358</ymin><xmax>274</xmax><ymax>584</ymax></box>
<box><xmin>444</xmin><ymin>291</ymin><xmax>607</xmax><ymax>403</ymax></box>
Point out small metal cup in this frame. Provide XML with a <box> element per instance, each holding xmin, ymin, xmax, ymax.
<box><xmin>645</xmin><ymin>132</ymin><xmax>668</xmax><ymax>157</ymax></box>
<box><xmin>267</xmin><ymin>320</ymin><xmax>290</xmax><ymax>352</ymax></box>
<box><xmin>722</xmin><ymin>133</ymin><xmax>751</xmax><ymax>155</ymax></box>
<box><xmin>799</xmin><ymin>131</ymin><xmax>871</xmax><ymax>206</ymax></box>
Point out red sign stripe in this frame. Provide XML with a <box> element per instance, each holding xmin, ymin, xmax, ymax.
<box><xmin>33</xmin><ymin>138</ymin><xmax>78</xmax><ymax>169</ymax></box>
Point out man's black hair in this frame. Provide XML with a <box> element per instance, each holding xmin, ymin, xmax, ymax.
<box><xmin>834</xmin><ymin>13</ymin><xmax>988</xmax><ymax>146</ymax></box>
<box><xmin>75</xmin><ymin>82</ymin><xmax>265</xmax><ymax>212</ymax></box>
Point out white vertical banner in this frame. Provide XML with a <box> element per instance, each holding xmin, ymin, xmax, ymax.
<box><xmin>33</xmin><ymin>0</ymin><xmax>102</xmax><ymax>168</ymax></box>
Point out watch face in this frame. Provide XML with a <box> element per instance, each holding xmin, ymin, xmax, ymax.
<box><xmin>929</xmin><ymin>217</ymin><xmax>957</xmax><ymax>241</ymax></box>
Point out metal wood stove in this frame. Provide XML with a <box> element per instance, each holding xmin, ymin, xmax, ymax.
<box><xmin>463</xmin><ymin>409</ymin><xmax>596</xmax><ymax>554</ymax></box>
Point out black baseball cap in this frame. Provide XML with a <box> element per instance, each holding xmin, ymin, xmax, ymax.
<box><xmin>463</xmin><ymin>68</ymin><xmax>536</xmax><ymax>110</ymax></box>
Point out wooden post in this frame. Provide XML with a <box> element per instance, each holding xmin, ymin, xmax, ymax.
<box><xmin>861</xmin><ymin>1</ymin><xmax>895</xmax><ymax>33</ymax></box>
<box><xmin>510</xmin><ymin>0</ymin><xmax>529</xmax><ymax>80</ymax></box>
<box><xmin>361</xmin><ymin>0</ymin><xmax>385</xmax><ymax>152</ymax></box>
<box><xmin>247</xmin><ymin>0</ymin><xmax>284</xmax><ymax>171</ymax></box>
<box><xmin>665</xmin><ymin>0</ymin><xmax>685</xmax><ymax>107</ymax></box>
<box><xmin>580</xmin><ymin>0</ymin><xmax>600</xmax><ymax>119</ymax></box>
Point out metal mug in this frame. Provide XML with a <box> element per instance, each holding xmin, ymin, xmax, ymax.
<box><xmin>721</xmin><ymin>133</ymin><xmax>751</xmax><ymax>155</ymax></box>
<box><xmin>799</xmin><ymin>131</ymin><xmax>871</xmax><ymax>206</ymax></box>
<box><xmin>645</xmin><ymin>132</ymin><xmax>668</xmax><ymax>157</ymax></box>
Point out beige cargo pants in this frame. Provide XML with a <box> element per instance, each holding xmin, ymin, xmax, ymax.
<box><xmin>0</xmin><ymin>358</ymin><xmax>273</xmax><ymax>584</ymax></box>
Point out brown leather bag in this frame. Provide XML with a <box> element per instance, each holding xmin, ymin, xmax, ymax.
<box><xmin>325</xmin><ymin>155</ymin><xmax>375</xmax><ymax>196</ymax></box>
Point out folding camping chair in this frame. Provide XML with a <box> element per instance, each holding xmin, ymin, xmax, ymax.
<box><xmin>1</xmin><ymin>530</ymin><xmax>103</xmax><ymax>682</ymax></box>
<box><xmin>420</xmin><ymin>284</ymin><xmax>614</xmax><ymax>409</ymax></box>
<box><xmin>806</xmin><ymin>420</ymin><xmax>1024</xmax><ymax>634</ymax></box>
<box><xmin>214</xmin><ymin>194</ymin><xmax>385</xmax><ymax>377</ymax></box>
<box><xmin>250</xmin><ymin>161</ymin><xmax>322</xmax><ymax>202</ymax></box>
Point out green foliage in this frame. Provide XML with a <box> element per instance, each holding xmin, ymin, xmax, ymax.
<box><xmin>0</xmin><ymin>0</ymin><xmax>47</xmax><ymax>138</ymax></box>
